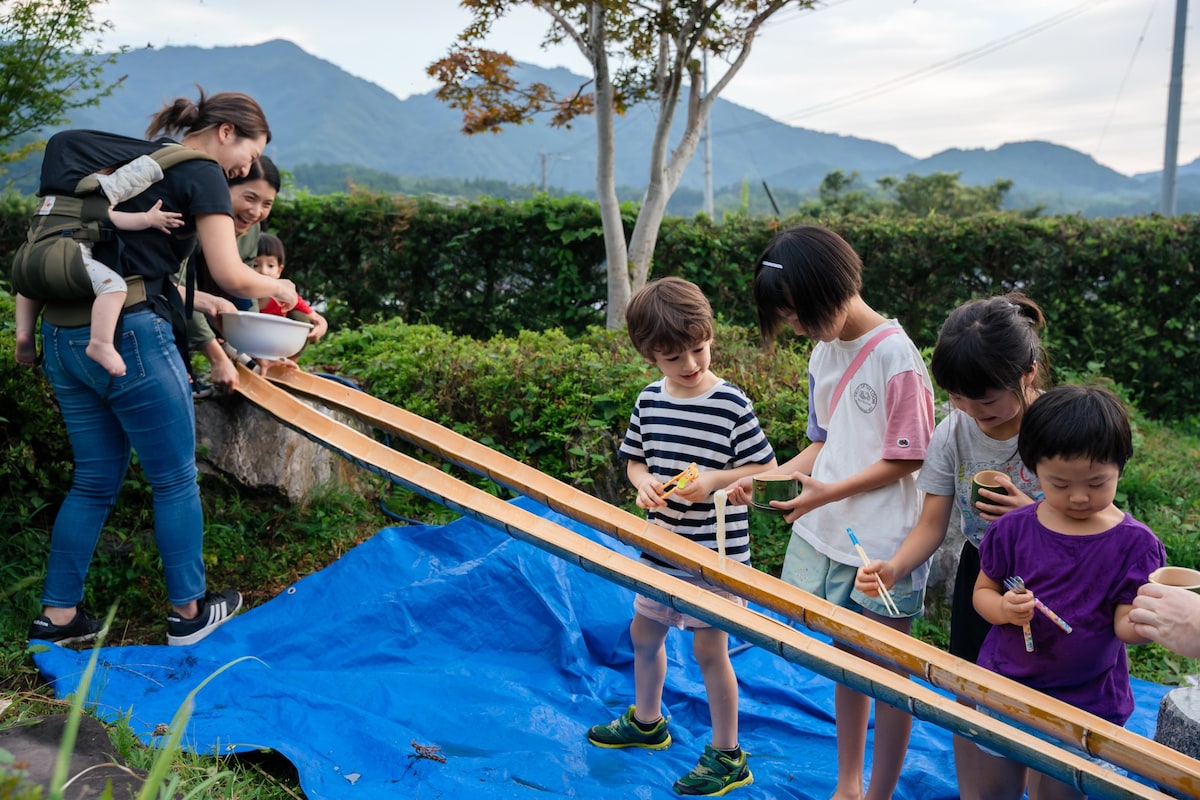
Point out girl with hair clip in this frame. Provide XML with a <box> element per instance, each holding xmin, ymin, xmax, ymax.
<box><xmin>727</xmin><ymin>223</ymin><xmax>935</xmax><ymax>800</ymax></box>
<box><xmin>29</xmin><ymin>89</ymin><xmax>297</xmax><ymax>649</ymax></box>
<box><xmin>855</xmin><ymin>293</ymin><xmax>1049</xmax><ymax>800</ymax></box>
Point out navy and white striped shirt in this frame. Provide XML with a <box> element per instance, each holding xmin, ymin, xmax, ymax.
<box><xmin>619</xmin><ymin>378</ymin><xmax>775</xmax><ymax>575</ymax></box>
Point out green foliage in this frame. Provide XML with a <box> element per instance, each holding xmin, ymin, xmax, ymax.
<box><xmin>0</xmin><ymin>0</ymin><xmax>125</xmax><ymax>164</ymax></box>
<box><xmin>1</xmin><ymin>192</ymin><xmax>1195</xmax><ymax>415</ymax></box>
<box><xmin>305</xmin><ymin>320</ymin><xmax>811</xmax><ymax>508</ymax></box>
<box><xmin>267</xmin><ymin>191</ymin><xmax>622</xmax><ymax>340</ymax></box>
<box><xmin>290</xmin><ymin>162</ymin><xmax>547</xmax><ymax>201</ymax></box>
<box><xmin>889</xmin><ymin>171</ymin><xmax>1019</xmax><ymax>218</ymax></box>
<box><xmin>791</xmin><ymin>170</ymin><xmax>1041</xmax><ymax>220</ymax></box>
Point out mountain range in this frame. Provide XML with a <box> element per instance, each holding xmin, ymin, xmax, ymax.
<box><xmin>12</xmin><ymin>38</ymin><xmax>1200</xmax><ymax>217</ymax></box>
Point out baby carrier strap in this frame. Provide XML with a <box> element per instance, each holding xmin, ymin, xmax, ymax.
<box><xmin>40</xmin><ymin>274</ymin><xmax>154</xmax><ymax>328</ymax></box>
<box><xmin>72</xmin><ymin>142</ymin><xmax>212</xmax><ymax>197</ymax></box>
<box><xmin>13</xmin><ymin>131</ymin><xmax>215</xmax><ymax>308</ymax></box>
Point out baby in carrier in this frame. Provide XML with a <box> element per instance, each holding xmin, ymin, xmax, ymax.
<box><xmin>14</xmin><ymin>155</ymin><xmax>183</xmax><ymax>376</ymax></box>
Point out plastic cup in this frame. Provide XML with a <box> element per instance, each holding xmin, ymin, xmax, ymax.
<box><xmin>970</xmin><ymin>470</ymin><xmax>1008</xmax><ymax>510</ymax></box>
<box><xmin>1149</xmin><ymin>566</ymin><xmax>1200</xmax><ymax>591</ymax></box>
<box><xmin>752</xmin><ymin>474</ymin><xmax>798</xmax><ymax>516</ymax></box>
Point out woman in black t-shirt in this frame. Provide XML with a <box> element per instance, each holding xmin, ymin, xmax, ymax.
<box><xmin>30</xmin><ymin>89</ymin><xmax>298</xmax><ymax>648</ymax></box>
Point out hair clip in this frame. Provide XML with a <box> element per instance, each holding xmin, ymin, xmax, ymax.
<box><xmin>762</xmin><ymin>260</ymin><xmax>784</xmax><ymax>269</ymax></box>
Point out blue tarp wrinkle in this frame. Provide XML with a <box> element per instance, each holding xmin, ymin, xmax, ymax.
<box><xmin>33</xmin><ymin>496</ymin><xmax>1169</xmax><ymax>799</ymax></box>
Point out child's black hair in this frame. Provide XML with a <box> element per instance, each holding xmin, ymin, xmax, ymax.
<box><xmin>625</xmin><ymin>276</ymin><xmax>715</xmax><ymax>361</ymax></box>
<box><xmin>930</xmin><ymin>293</ymin><xmax>1049</xmax><ymax>403</ymax></box>
<box><xmin>752</xmin><ymin>224</ymin><xmax>863</xmax><ymax>340</ymax></box>
<box><xmin>1018</xmin><ymin>385</ymin><xmax>1133</xmax><ymax>472</ymax></box>
<box><xmin>256</xmin><ymin>232</ymin><xmax>286</xmax><ymax>264</ymax></box>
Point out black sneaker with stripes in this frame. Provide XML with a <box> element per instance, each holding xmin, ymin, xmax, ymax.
<box><xmin>166</xmin><ymin>589</ymin><xmax>243</xmax><ymax>646</ymax></box>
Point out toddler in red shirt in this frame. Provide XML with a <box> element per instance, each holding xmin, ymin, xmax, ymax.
<box><xmin>252</xmin><ymin>233</ymin><xmax>328</xmax><ymax>349</ymax></box>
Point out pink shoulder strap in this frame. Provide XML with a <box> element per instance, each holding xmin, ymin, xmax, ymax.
<box><xmin>828</xmin><ymin>326</ymin><xmax>902</xmax><ymax>420</ymax></box>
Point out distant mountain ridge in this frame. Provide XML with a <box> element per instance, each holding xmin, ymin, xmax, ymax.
<box><xmin>17</xmin><ymin>39</ymin><xmax>1200</xmax><ymax>216</ymax></box>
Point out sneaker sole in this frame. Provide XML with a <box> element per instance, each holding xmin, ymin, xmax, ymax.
<box><xmin>586</xmin><ymin>733</ymin><xmax>672</xmax><ymax>750</ymax></box>
<box><xmin>166</xmin><ymin>595</ymin><xmax>244</xmax><ymax>646</ymax></box>
<box><xmin>29</xmin><ymin>630</ymin><xmax>101</xmax><ymax>647</ymax></box>
<box><xmin>674</xmin><ymin>770</ymin><xmax>753</xmax><ymax>797</ymax></box>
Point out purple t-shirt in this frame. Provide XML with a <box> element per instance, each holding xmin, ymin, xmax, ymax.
<box><xmin>977</xmin><ymin>502</ymin><xmax>1165</xmax><ymax>725</ymax></box>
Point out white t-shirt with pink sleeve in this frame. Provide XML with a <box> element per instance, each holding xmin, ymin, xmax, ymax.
<box><xmin>793</xmin><ymin>320</ymin><xmax>936</xmax><ymax>587</ymax></box>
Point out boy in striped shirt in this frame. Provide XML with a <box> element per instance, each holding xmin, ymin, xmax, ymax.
<box><xmin>587</xmin><ymin>277</ymin><xmax>775</xmax><ymax>796</ymax></box>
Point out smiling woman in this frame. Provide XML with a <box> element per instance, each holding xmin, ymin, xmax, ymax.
<box><xmin>185</xmin><ymin>154</ymin><xmax>284</xmax><ymax>393</ymax></box>
<box><xmin>228</xmin><ymin>156</ymin><xmax>279</xmax><ymax>236</ymax></box>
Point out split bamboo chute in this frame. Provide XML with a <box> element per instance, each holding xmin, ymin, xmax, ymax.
<box><xmin>237</xmin><ymin>365</ymin><xmax>1198</xmax><ymax>799</ymax></box>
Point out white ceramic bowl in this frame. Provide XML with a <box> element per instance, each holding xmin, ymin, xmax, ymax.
<box><xmin>219</xmin><ymin>311</ymin><xmax>313</xmax><ymax>359</ymax></box>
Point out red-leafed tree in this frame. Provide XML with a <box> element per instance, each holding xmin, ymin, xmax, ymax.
<box><xmin>430</xmin><ymin>0</ymin><xmax>813</xmax><ymax>328</ymax></box>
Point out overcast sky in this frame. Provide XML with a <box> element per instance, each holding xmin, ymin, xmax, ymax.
<box><xmin>97</xmin><ymin>0</ymin><xmax>1198</xmax><ymax>177</ymax></box>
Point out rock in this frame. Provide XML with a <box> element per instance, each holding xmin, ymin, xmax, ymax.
<box><xmin>1156</xmin><ymin>686</ymin><xmax>1200</xmax><ymax>757</ymax></box>
<box><xmin>924</xmin><ymin>509</ymin><xmax>964</xmax><ymax>617</ymax></box>
<box><xmin>194</xmin><ymin>392</ymin><xmax>369</xmax><ymax>502</ymax></box>
<box><xmin>0</xmin><ymin>714</ymin><xmax>160</xmax><ymax>799</ymax></box>
<box><xmin>1154</xmin><ymin>687</ymin><xmax>1200</xmax><ymax>798</ymax></box>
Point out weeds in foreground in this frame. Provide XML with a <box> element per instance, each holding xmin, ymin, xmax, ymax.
<box><xmin>1</xmin><ymin>483</ymin><xmax>391</xmax><ymax>799</ymax></box>
<box><xmin>11</xmin><ymin>605</ymin><xmax>242</xmax><ymax>800</ymax></box>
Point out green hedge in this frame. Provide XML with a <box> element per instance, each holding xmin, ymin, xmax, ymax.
<box><xmin>1</xmin><ymin>193</ymin><xmax>1196</xmax><ymax>417</ymax></box>
<box><xmin>304</xmin><ymin>320</ymin><xmax>812</xmax><ymax>506</ymax></box>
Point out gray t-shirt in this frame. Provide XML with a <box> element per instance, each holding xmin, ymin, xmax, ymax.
<box><xmin>916</xmin><ymin>409</ymin><xmax>1042</xmax><ymax>547</ymax></box>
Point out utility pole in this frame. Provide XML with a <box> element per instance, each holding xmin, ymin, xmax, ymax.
<box><xmin>539</xmin><ymin>152</ymin><xmax>568</xmax><ymax>193</ymax></box>
<box><xmin>702</xmin><ymin>51</ymin><xmax>714</xmax><ymax>217</ymax></box>
<box><xmin>1161</xmin><ymin>0</ymin><xmax>1188</xmax><ymax>215</ymax></box>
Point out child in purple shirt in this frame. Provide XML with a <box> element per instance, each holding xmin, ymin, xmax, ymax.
<box><xmin>974</xmin><ymin>385</ymin><xmax>1165</xmax><ymax>800</ymax></box>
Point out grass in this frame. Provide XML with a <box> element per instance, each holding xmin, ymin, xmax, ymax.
<box><xmin>2</xmin><ymin>364</ymin><xmax>1198</xmax><ymax>797</ymax></box>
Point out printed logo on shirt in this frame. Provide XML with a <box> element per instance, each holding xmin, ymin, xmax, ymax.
<box><xmin>853</xmin><ymin>382</ymin><xmax>878</xmax><ymax>414</ymax></box>
<box><xmin>896</xmin><ymin>437</ymin><xmax>911</xmax><ymax>448</ymax></box>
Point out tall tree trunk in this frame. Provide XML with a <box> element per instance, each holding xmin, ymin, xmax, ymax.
<box><xmin>590</xmin><ymin>6</ymin><xmax>631</xmax><ymax>330</ymax></box>
<box><xmin>627</xmin><ymin>35</ymin><xmax>705</xmax><ymax>297</ymax></box>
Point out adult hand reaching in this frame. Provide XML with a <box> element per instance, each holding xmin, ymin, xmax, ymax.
<box><xmin>1130</xmin><ymin>583</ymin><xmax>1200</xmax><ymax>658</ymax></box>
<box><xmin>272</xmin><ymin>279</ymin><xmax>298</xmax><ymax>313</ymax></box>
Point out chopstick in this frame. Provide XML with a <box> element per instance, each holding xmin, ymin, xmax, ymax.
<box><xmin>714</xmin><ymin>489</ymin><xmax>727</xmax><ymax>558</ymax></box>
<box><xmin>1003</xmin><ymin>576</ymin><xmax>1036</xmax><ymax>652</ymax></box>
<box><xmin>846</xmin><ymin>527</ymin><xmax>901</xmax><ymax>616</ymax></box>
<box><xmin>1005</xmin><ymin>576</ymin><xmax>1073</xmax><ymax>634</ymax></box>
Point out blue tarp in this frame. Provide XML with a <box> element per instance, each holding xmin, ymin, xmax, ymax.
<box><xmin>32</xmin><ymin>497</ymin><xmax>1170</xmax><ymax>799</ymax></box>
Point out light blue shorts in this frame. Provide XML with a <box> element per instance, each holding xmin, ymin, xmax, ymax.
<box><xmin>780</xmin><ymin>534</ymin><xmax>924</xmax><ymax>618</ymax></box>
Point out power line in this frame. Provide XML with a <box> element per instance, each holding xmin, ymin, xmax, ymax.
<box><xmin>1094</xmin><ymin>0</ymin><xmax>1158</xmax><ymax>159</ymax></box>
<box><xmin>711</xmin><ymin>0</ymin><xmax>1110</xmax><ymax>139</ymax></box>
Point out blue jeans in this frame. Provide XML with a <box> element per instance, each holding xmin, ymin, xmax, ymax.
<box><xmin>40</xmin><ymin>309</ymin><xmax>206</xmax><ymax>608</ymax></box>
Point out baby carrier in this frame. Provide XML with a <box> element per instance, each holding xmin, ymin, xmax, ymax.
<box><xmin>11</xmin><ymin>129</ymin><xmax>213</xmax><ymax>302</ymax></box>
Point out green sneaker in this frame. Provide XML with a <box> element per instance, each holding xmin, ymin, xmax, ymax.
<box><xmin>586</xmin><ymin>705</ymin><xmax>671</xmax><ymax>750</ymax></box>
<box><xmin>672</xmin><ymin>744</ymin><xmax>753</xmax><ymax>796</ymax></box>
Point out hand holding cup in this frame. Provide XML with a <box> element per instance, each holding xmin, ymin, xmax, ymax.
<box><xmin>970</xmin><ymin>470</ymin><xmax>1009</xmax><ymax>511</ymax></box>
<box><xmin>751</xmin><ymin>474</ymin><xmax>799</xmax><ymax>515</ymax></box>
